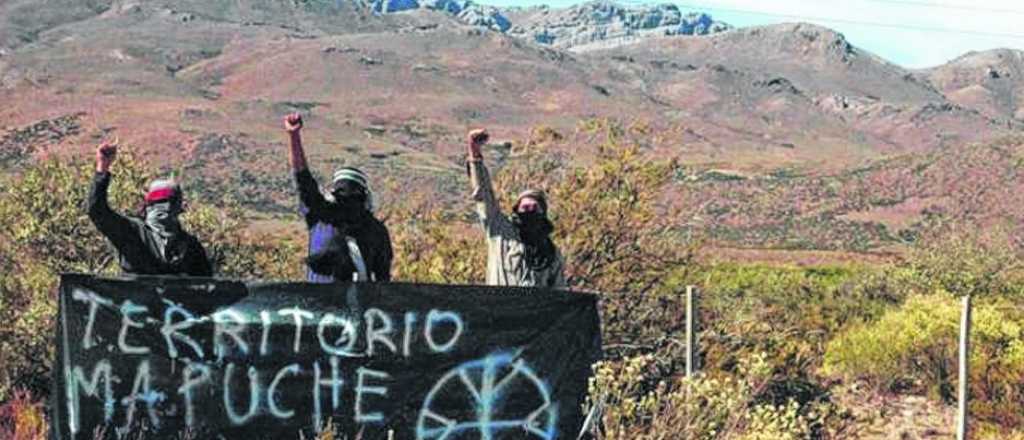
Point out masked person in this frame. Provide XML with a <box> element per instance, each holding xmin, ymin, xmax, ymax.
<box><xmin>284</xmin><ymin>113</ymin><xmax>392</xmax><ymax>282</ymax></box>
<box><xmin>86</xmin><ymin>140</ymin><xmax>212</xmax><ymax>276</ymax></box>
<box><xmin>466</xmin><ymin>129</ymin><xmax>567</xmax><ymax>288</ymax></box>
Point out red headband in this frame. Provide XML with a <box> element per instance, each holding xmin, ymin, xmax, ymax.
<box><xmin>144</xmin><ymin>187</ymin><xmax>178</xmax><ymax>204</ymax></box>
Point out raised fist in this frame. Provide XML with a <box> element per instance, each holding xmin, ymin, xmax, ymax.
<box><xmin>467</xmin><ymin>128</ymin><xmax>488</xmax><ymax>159</ymax></box>
<box><xmin>284</xmin><ymin>113</ymin><xmax>303</xmax><ymax>133</ymax></box>
<box><xmin>96</xmin><ymin>138</ymin><xmax>118</xmax><ymax>173</ymax></box>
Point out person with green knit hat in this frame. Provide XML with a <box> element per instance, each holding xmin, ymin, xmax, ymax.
<box><xmin>465</xmin><ymin>128</ymin><xmax>567</xmax><ymax>288</ymax></box>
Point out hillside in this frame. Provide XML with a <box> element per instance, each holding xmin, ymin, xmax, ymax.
<box><xmin>927</xmin><ymin>48</ymin><xmax>1024</xmax><ymax>120</ymax></box>
<box><xmin>676</xmin><ymin>135</ymin><xmax>1024</xmax><ymax>251</ymax></box>
<box><xmin>3</xmin><ymin>3</ymin><xmax>1024</xmax><ymax>438</ymax></box>
<box><xmin>3</xmin><ymin>0</ymin><xmax>1024</xmax><ymax>254</ymax></box>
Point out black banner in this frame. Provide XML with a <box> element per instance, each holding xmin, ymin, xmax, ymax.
<box><xmin>51</xmin><ymin>274</ymin><xmax>602</xmax><ymax>440</ymax></box>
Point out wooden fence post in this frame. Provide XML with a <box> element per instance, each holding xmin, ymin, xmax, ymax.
<box><xmin>957</xmin><ymin>295</ymin><xmax>972</xmax><ymax>440</ymax></box>
<box><xmin>686</xmin><ymin>285</ymin><xmax>700</xmax><ymax>379</ymax></box>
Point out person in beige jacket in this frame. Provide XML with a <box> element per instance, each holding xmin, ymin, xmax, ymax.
<box><xmin>465</xmin><ymin>128</ymin><xmax>567</xmax><ymax>288</ymax></box>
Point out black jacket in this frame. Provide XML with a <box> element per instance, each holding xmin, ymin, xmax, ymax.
<box><xmin>295</xmin><ymin>169</ymin><xmax>392</xmax><ymax>282</ymax></box>
<box><xmin>86</xmin><ymin>172</ymin><xmax>212</xmax><ymax>277</ymax></box>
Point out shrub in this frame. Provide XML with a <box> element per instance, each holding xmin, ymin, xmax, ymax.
<box><xmin>0</xmin><ymin>389</ymin><xmax>48</xmax><ymax>440</ymax></box>
<box><xmin>587</xmin><ymin>352</ymin><xmax>849</xmax><ymax>439</ymax></box>
<box><xmin>823</xmin><ymin>293</ymin><xmax>1024</xmax><ymax>427</ymax></box>
<box><xmin>0</xmin><ymin>149</ymin><xmax>302</xmax><ymax>400</ymax></box>
<box><xmin>685</xmin><ymin>262</ymin><xmax>897</xmax><ymax>394</ymax></box>
<box><xmin>0</xmin><ymin>247</ymin><xmax>54</xmax><ymax>403</ymax></box>
<box><xmin>898</xmin><ymin>222</ymin><xmax>1024</xmax><ymax>299</ymax></box>
<box><xmin>383</xmin><ymin>119</ymin><xmax>703</xmax><ymax>361</ymax></box>
<box><xmin>819</xmin><ymin>222</ymin><xmax>1024</xmax><ymax>430</ymax></box>
<box><xmin>384</xmin><ymin>197</ymin><xmax>485</xmax><ymax>285</ymax></box>
<box><xmin>493</xmin><ymin>118</ymin><xmax>701</xmax><ymax>294</ymax></box>
<box><xmin>487</xmin><ymin>120</ymin><xmax>703</xmax><ymax>365</ymax></box>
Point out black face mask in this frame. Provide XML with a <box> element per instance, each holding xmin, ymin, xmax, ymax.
<box><xmin>333</xmin><ymin>193</ymin><xmax>366</xmax><ymax>209</ymax></box>
<box><xmin>512</xmin><ymin>211</ymin><xmax>553</xmax><ymax>235</ymax></box>
<box><xmin>328</xmin><ymin>187</ymin><xmax>369</xmax><ymax>228</ymax></box>
<box><xmin>511</xmin><ymin>211</ymin><xmax>557</xmax><ymax>270</ymax></box>
<box><xmin>333</xmin><ymin>180</ymin><xmax>368</xmax><ymax>207</ymax></box>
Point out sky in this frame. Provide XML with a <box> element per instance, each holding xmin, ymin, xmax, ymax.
<box><xmin>484</xmin><ymin>0</ymin><xmax>1024</xmax><ymax>69</ymax></box>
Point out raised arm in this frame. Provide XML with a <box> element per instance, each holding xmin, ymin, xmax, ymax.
<box><xmin>466</xmin><ymin>129</ymin><xmax>508</xmax><ymax>234</ymax></box>
<box><xmin>285</xmin><ymin>113</ymin><xmax>308</xmax><ymax>172</ymax></box>
<box><xmin>86</xmin><ymin>140</ymin><xmax>136</xmax><ymax>243</ymax></box>
<box><xmin>284</xmin><ymin>113</ymin><xmax>328</xmax><ymax>217</ymax></box>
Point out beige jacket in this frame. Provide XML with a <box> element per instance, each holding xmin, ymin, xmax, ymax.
<box><xmin>468</xmin><ymin>159</ymin><xmax>567</xmax><ymax>288</ymax></box>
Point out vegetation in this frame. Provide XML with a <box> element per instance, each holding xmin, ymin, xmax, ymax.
<box><xmin>0</xmin><ymin>149</ymin><xmax>304</xmax><ymax>403</ymax></box>
<box><xmin>1</xmin><ymin>121</ymin><xmax>1023</xmax><ymax>438</ymax></box>
<box><xmin>824</xmin><ymin>226</ymin><xmax>1024</xmax><ymax>429</ymax></box>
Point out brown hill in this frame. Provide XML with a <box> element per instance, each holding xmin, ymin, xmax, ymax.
<box><xmin>926</xmin><ymin>48</ymin><xmax>1024</xmax><ymax>120</ymax></box>
<box><xmin>675</xmin><ymin>135</ymin><xmax>1024</xmax><ymax>252</ymax></box>
<box><xmin>3</xmin><ymin>1</ymin><xmax>1024</xmax><ymax>254</ymax></box>
<box><xmin>597</xmin><ymin>24</ymin><xmax>1021</xmax><ymax>160</ymax></box>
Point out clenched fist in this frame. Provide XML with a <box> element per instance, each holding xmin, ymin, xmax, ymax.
<box><xmin>467</xmin><ymin>128</ymin><xmax>488</xmax><ymax>160</ymax></box>
<box><xmin>96</xmin><ymin>138</ymin><xmax>118</xmax><ymax>173</ymax></box>
<box><xmin>284</xmin><ymin>113</ymin><xmax>303</xmax><ymax>133</ymax></box>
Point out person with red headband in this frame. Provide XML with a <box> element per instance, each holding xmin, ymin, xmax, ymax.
<box><xmin>465</xmin><ymin>128</ymin><xmax>566</xmax><ymax>288</ymax></box>
<box><xmin>86</xmin><ymin>140</ymin><xmax>212</xmax><ymax>276</ymax></box>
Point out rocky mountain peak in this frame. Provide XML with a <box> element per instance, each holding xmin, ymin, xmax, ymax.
<box><xmin>941</xmin><ymin>48</ymin><xmax>1024</xmax><ymax>80</ymax></box>
<box><xmin>505</xmin><ymin>1</ymin><xmax>731</xmax><ymax>51</ymax></box>
<box><xmin>367</xmin><ymin>0</ymin><xmax>511</xmax><ymax>31</ymax></box>
<box><xmin>930</xmin><ymin>48</ymin><xmax>1024</xmax><ymax>87</ymax></box>
<box><xmin>926</xmin><ymin>48</ymin><xmax>1024</xmax><ymax>120</ymax></box>
<box><xmin>949</xmin><ymin>48</ymin><xmax>1024</xmax><ymax>65</ymax></box>
<box><xmin>366</xmin><ymin>0</ymin><xmax>731</xmax><ymax>50</ymax></box>
<box><xmin>722</xmin><ymin>23</ymin><xmax>860</xmax><ymax>65</ymax></box>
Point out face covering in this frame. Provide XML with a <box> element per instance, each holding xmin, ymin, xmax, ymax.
<box><xmin>329</xmin><ymin>184</ymin><xmax>370</xmax><ymax>227</ymax></box>
<box><xmin>145</xmin><ymin>202</ymin><xmax>181</xmax><ymax>235</ymax></box>
<box><xmin>145</xmin><ymin>202</ymin><xmax>182</xmax><ymax>259</ymax></box>
<box><xmin>513</xmin><ymin>211</ymin><xmax>553</xmax><ymax>235</ymax></box>
<box><xmin>512</xmin><ymin>211</ymin><xmax>557</xmax><ymax>270</ymax></box>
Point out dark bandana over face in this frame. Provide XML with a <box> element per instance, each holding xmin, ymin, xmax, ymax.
<box><xmin>306</xmin><ymin>185</ymin><xmax>371</xmax><ymax>278</ymax></box>
<box><xmin>328</xmin><ymin>183</ymin><xmax>370</xmax><ymax>233</ymax></box>
<box><xmin>512</xmin><ymin>211</ymin><xmax>557</xmax><ymax>270</ymax></box>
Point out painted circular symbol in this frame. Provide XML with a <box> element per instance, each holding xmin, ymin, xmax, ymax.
<box><xmin>416</xmin><ymin>352</ymin><xmax>557</xmax><ymax>440</ymax></box>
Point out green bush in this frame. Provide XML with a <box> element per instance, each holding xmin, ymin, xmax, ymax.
<box><xmin>384</xmin><ymin>199</ymin><xmax>485</xmax><ymax>285</ymax></box>
<box><xmin>8</xmin><ymin>120</ymin><xmax>1024</xmax><ymax>437</ymax></box>
<box><xmin>587</xmin><ymin>352</ymin><xmax>851</xmax><ymax>439</ymax></box>
<box><xmin>899</xmin><ymin>222</ymin><xmax>1024</xmax><ymax>298</ymax></box>
<box><xmin>0</xmin><ymin>150</ymin><xmax>302</xmax><ymax>400</ymax></box>
<box><xmin>818</xmin><ymin>222</ymin><xmax>1024</xmax><ymax>431</ymax></box>
<box><xmin>686</xmin><ymin>262</ymin><xmax>896</xmax><ymax>392</ymax></box>
<box><xmin>494</xmin><ymin>118</ymin><xmax>701</xmax><ymax>294</ymax></box>
<box><xmin>0</xmin><ymin>237</ymin><xmax>55</xmax><ymax>401</ymax></box>
<box><xmin>487</xmin><ymin>120</ymin><xmax>703</xmax><ymax>366</ymax></box>
<box><xmin>384</xmin><ymin>119</ymin><xmax>703</xmax><ymax>362</ymax></box>
<box><xmin>823</xmin><ymin>293</ymin><xmax>1024</xmax><ymax>427</ymax></box>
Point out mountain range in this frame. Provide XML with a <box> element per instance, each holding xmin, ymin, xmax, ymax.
<box><xmin>3</xmin><ymin>0</ymin><xmax>1024</xmax><ymax>256</ymax></box>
